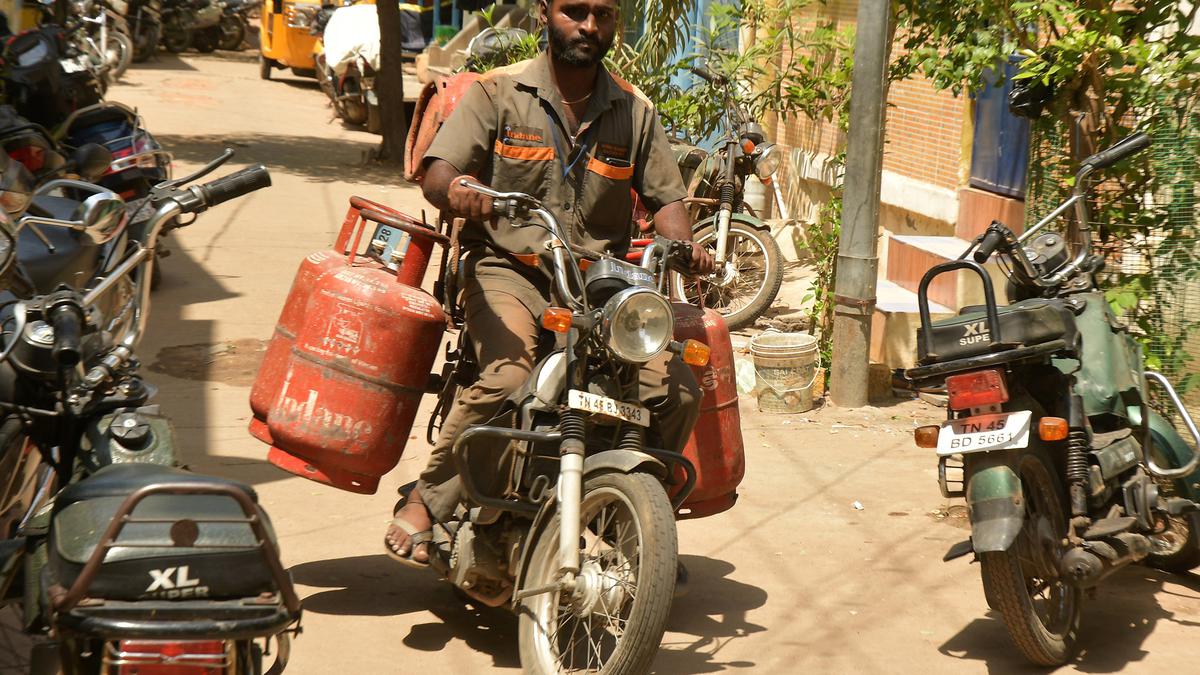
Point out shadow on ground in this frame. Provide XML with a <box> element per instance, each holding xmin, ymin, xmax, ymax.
<box><xmin>290</xmin><ymin>552</ymin><xmax>767</xmax><ymax>672</ymax></box>
<box><xmin>290</xmin><ymin>554</ymin><xmax>519</xmax><ymax>669</ymax></box>
<box><xmin>938</xmin><ymin>567</ymin><xmax>1200</xmax><ymax>673</ymax></box>
<box><xmin>157</xmin><ymin>132</ymin><xmax>401</xmax><ymax>186</ymax></box>
<box><xmin>653</xmin><ymin>555</ymin><xmax>768</xmax><ymax>673</ymax></box>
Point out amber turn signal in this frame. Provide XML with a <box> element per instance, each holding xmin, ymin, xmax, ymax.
<box><xmin>541</xmin><ymin>307</ymin><xmax>573</xmax><ymax>333</ymax></box>
<box><xmin>1039</xmin><ymin>417</ymin><xmax>1069</xmax><ymax>441</ymax></box>
<box><xmin>914</xmin><ymin>425</ymin><xmax>940</xmax><ymax>448</ymax></box>
<box><xmin>682</xmin><ymin>339</ymin><xmax>711</xmax><ymax>367</ymax></box>
<box><xmin>741</xmin><ymin>139</ymin><xmax>757</xmax><ymax>154</ymax></box>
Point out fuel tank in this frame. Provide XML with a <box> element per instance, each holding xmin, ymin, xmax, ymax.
<box><xmin>250</xmin><ymin>199</ymin><xmax>446</xmax><ymax>494</ymax></box>
<box><xmin>671</xmin><ymin>304</ymin><xmax>745</xmax><ymax>519</ymax></box>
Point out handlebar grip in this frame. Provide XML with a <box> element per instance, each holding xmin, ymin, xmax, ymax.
<box><xmin>1081</xmin><ymin>132</ymin><xmax>1151</xmax><ymax>170</ymax></box>
<box><xmin>973</xmin><ymin>228</ymin><xmax>1006</xmax><ymax>263</ymax></box>
<box><xmin>195</xmin><ymin>164</ymin><xmax>272</xmax><ymax>211</ymax></box>
<box><xmin>48</xmin><ymin>302</ymin><xmax>83</xmax><ymax>367</ymax></box>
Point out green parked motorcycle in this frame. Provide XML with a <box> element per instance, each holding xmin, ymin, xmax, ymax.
<box><xmin>905</xmin><ymin>133</ymin><xmax>1200</xmax><ymax>666</ymax></box>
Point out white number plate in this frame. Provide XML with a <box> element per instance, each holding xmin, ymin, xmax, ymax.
<box><xmin>60</xmin><ymin>58</ymin><xmax>86</xmax><ymax>73</ymax></box>
<box><xmin>568</xmin><ymin>390</ymin><xmax>650</xmax><ymax>427</ymax></box>
<box><xmin>937</xmin><ymin>410</ymin><xmax>1033</xmax><ymax>456</ymax></box>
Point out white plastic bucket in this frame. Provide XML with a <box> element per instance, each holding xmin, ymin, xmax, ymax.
<box><xmin>749</xmin><ymin>331</ymin><xmax>819</xmax><ymax>413</ymax></box>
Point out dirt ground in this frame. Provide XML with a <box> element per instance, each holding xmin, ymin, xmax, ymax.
<box><xmin>4</xmin><ymin>52</ymin><xmax>1199</xmax><ymax>674</ymax></box>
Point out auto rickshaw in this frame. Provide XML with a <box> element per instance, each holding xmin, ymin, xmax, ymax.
<box><xmin>260</xmin><ymin>0</ymin><xmax>322</xmax><ymax>79</ymax></box>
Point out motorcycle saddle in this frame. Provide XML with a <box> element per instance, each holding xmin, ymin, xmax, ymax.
<box><xmin>918</xmin><ymin>297</ymin><xmax>1078</xmax><ymax>363</ymax></box>
<box><xmin>48</xmin><ymin>464</ymin><xmax>281</xmax><ymax>602</ymax></box>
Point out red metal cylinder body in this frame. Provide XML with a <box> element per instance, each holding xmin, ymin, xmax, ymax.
<box><xmin>265</xmin><ymin>255</ymin><xmax>445</xmax><ymax>494</ymax></box>
<box><xmin>247</xmin><ymin>197</ymin><xmax>429</xmax><ymax>445</ymax></box>
<box><xmin>671</xmin><ymin>304</ymin><xmax>745</xmax><ymax>519</ymax></box>
<box><xmin>248</xmin><ymin>250</ymin><xmax>344</xmax><ymax>444</ymax></box>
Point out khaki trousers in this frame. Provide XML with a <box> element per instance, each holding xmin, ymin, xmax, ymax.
<box><xmin>415</xmin><ymin>288</ymin><xmax>700</xmax><ymax>522</ymax></box>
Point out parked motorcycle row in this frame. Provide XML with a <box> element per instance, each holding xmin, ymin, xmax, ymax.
<box><xmin>0</xmin><ymin>1</ymin><xmax>301</xmax><ymax>672</ymax></box>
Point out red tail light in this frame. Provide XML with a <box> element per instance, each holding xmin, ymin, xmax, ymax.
<box><xmin>8</xmin><ymin>145</ymin><xmax>45</xmax><ymax>172</ymax></box>
<box><xmin>945</xmin><ymin>369</ymin><xmax>1009</xmax><ymax>410</ymax></box>
<box><xmin>113</xmin><ymin>640</ymin><xmax>228</xmax><ymax>674</ymax></box>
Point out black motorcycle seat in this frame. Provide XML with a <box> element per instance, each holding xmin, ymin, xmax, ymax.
<box><xmin>20</xmin><ymin>195</ymin><xmax>102</xmax><ymax>293</ymax></box>
<box><xmin>49</xmin><ymin>464</ymin><xmax>279</xmax><ymax>602</ymax></box>
<box><xmin>919</xmin><ymin>297</ymin><xmax>1078</xmax><ymax>363</ymax></box>
<box><xmin>54</xmin><ymin>463</ymin><xmax>258</xmax><ymax>510</ymax></box>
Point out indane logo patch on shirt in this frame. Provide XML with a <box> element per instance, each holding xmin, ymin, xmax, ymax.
<box><xmin>504</xmin><ymin>125</ymin><xmax>545</xmax><ymax>144</ymax></box>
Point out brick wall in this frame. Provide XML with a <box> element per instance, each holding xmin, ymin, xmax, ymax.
<box><xmin>768</xmin><ymin>0</ymin><xmax>967</xmax><ymax>221</ymax></box>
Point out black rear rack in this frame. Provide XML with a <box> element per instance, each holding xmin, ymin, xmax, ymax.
<box><xmin>47</xmin><ymin>480</ymin><xmax>301</xmax><ymax>638</ymax></box>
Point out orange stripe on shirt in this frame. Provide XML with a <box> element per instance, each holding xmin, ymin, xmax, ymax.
<box><xmin>494</xmin><ymin>141</ymin><xmax>555</xmax><ymax>161</ymax></box>
<box><xmin>586</xmin><ymin>157</ymin><xmax>635</xmax><ymax>180</ymax></box>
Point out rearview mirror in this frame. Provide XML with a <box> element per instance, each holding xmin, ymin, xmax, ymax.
<box><xmin>71</xmin><ymin>143</ymin><xmax>113</xmax><ymax>183</ymax></box>
<box><xmin>72</xmin><ymin>192</ymin><xmax>127</xmax><ymax>245</ymax></box>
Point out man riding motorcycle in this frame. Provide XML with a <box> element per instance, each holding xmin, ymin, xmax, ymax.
<box><xmin>384</xmin><ymin>0</ymin><xmax>713</xmax><ymax>567</ymax></box>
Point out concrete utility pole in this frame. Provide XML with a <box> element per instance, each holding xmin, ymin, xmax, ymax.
<box><xmin>829</xmin><ymin>0</ymin><xmax>891</xmax><ymax>407</ymax></box>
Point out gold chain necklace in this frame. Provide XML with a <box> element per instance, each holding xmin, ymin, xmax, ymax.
<box><xmin>561</xmin><ymin>92</ymin><xmax>592</xmax><ymax>105</ymax></box>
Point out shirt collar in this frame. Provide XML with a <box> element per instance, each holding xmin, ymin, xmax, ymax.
<box><xmin>515</xmin><ymin>51</ymin><xmax>624</xmax><ymax>114</ymax></box>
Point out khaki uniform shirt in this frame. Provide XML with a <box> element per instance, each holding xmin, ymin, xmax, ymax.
<box><xmin>424</xmin><ymin>53</ymin><xmax>686</xmax><ymax>313</ymax></box>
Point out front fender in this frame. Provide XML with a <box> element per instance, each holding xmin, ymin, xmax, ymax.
<box><xmin>583</xmin><ymin>450</ymin><xmax>667</xmax><ymax>481</ymax></box>
<box><xmin>693</xmin><ymin>212</ymin><xmax>770</xmax><ymax>235</ymax></box>
<box><xmin>1149</xmin><ymin>410</ymin><xmax>1200</xmax><ymax>501</ymax></box>
<box><xmin>966</xmin><ymin>456</ymin><xmax>1024</xmax><ymax>553</ymax></box>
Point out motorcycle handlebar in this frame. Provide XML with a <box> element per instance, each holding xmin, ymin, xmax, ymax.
<box><xmin>48</xmin><ymin>301</ymin><xmax>84</xmax><ymax>367</ymax></box>
<box><xmin>973</xmin><ymin>228</ymin><xmax>1006</xmax><ymax>263</ymax></box>
<box><xmin>1081</xmin><ymin>132</ymin><xmax>1151</xmax><ymax>171</ymax></box>
<box><xmin>192</xmin><ymin>164</ymin><xmax>271</xmax><ymax>211</ymax></box>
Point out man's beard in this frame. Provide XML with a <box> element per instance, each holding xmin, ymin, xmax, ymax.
<box><xmin>547</xmin><ymin>22</ymin><xmax>612</xmax><ymax>67</ymax></box>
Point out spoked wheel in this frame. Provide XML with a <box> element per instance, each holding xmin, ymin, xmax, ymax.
<box><xmin>519</xmin><ymin>472</ymin><xmax>676</xmax><ymax>675</ymax></box>
<box><xmin>978</xmin><ymin>448</ymin><xmax>1081</xmax><ymax>666</ymax></box>
<box><xmin>192</xmin><ymin>28</ymin><xmax>218</xmax><ymax>53</ymax></box>
<box><xmin>0</xmin><ymin>419</ymin><xmax>43</xmax><ymax>540</ymax></box>
<box><xmin>106</xmin><ymin>31</ymin><xmax>134</xmax><ymax>80</ymax></box>
<box><xmin>217</xmin><ymin>15</ymin><xmax>246</xmax><ymax>50</ymax></box>
<box><xmin>133</xmin><ymin>23</ymin><xmax>161</xmax><ymax>62</ymax></box>
<box><xmin>162</xmin><ymin>27</ymin><xmax>191</xmax><ymax>54</ymax></box>
<box><xmin>672</xmin><ymin>220</ymin><xmax>783</xmax><ymax>330</ymax></box>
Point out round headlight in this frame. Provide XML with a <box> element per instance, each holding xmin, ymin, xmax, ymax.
<box><xmin>602</xmin><ymin>288</ymin><xmax>674</xmax><ymax>363</ymax></box>
<box><xmin>754</xmin><ymin>143</ymin><xmax>781</xmax><ymax>179</ymax></box>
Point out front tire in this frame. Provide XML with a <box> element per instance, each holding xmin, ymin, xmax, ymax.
<box><xmin>162</xmin><ymin>28</ymin><xmax>191</xmax><ymax>54</ymax></box>
<box><xmin>259</xmin><ymin>55</ymin><xmax>273</xmax><ymax>80</ymax></box>
<box><xmin>519</xmin><ymin>472</ymin><xmax>677</xmax><ymax>675</ymax></box>
<box><xmin>673</xmin><ymin>220</ymin><xmax>783</xmax><ymax>330</ymax></box>
<box><xmin>106</xmin><ymin>31</ymin><xmax>134</xmax><ymax>80</ymax></box>
<box><xmin>977</xmin><ymin>447</ymin><xmax>1081</xmax><ymax>666</ymax></box>
<box><xmin>217</xmin><ymin>15</ymin><xmax>246</xmax><ymax>50</ymax></box>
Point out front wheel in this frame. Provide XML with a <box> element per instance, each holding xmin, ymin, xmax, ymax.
<box><xmin>217</xmin><ymin>15</ymin><xmax>246</xmax><ymax>50</ymax></box>
<box><xmin>977</xmin><ymin>447</ymin><xmax>1082</xmax><ymax>666</ymax></box>
<box><xmin>162</xmin><ymin>27</ymin><xmax>191</xmax><ymax>54</ymax></box>
<box><xmin>519</xmin><ymin>472</ymin><xmax>677</xmax><ymax>675</ymax></box>
<box><xmin>259</xmin><ymin>54</ymin><xmax>273</xmax><ymax>80</ymax></box>
<box><xmin>106</xmin><ymin>31</ymin><xmax>134</xmax><ymax>80</ymax></box>
<box><xmin>672</xmin><ymin>220</ymin><xmax>783</xmax><ymax>330</ymax></box>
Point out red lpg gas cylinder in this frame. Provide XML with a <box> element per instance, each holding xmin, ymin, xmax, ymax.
<box><xmin>248</xmin><ymin>197</ymin><xmax>422</xmax><ymax>444</ymax></box>
<box><xmin>259</xmin><ymin>207</ymin><xmax>449</xmax><ymax>494</ymax></box>
<box><xmin>672</xmin><ymin>303</ymin><xmax>745</xmax><ymax>519</ymax></box>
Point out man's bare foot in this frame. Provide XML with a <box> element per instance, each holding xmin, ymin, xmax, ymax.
<box><xmin>384</xmin><ymin>488</ymin><xmax>433</xmax><ymax>565</ymax></box>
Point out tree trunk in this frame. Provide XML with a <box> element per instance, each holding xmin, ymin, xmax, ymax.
<box><xmin>376</xmin><ymin>0</ymin><xmax>407</xmax><ymax>163</ymax></box>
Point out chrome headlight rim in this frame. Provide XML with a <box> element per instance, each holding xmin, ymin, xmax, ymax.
<box><xmin>753</xmin><ymin>142</ymin><xmax>781</xmax><ymax>179</ymax></box>
<box><xmin>601</xmin><ymin>287</ymin><xmax>675</xmax><ymax>363</ymax></box>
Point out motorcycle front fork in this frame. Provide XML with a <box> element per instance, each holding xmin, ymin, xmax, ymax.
<box><xmin>713</xmin><ymin>205</ymin><xmax>733</xmax><ymax>268</ymax></box>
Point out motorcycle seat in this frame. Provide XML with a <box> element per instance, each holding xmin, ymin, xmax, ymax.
<box><xmin>48</xmin><ymin>464</ymin><xmax>281</xmax><ymax>602</ymax></box>
<box><xmin>918</xmin><ymin>297</ymin><xmax>1078</xmax><ymax>363</ymax></box>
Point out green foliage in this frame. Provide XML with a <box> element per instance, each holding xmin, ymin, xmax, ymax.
<box><xmin>897</xmin><ymin>1</ymin><xmax>1200</xmax><ymax>391</ymax></box>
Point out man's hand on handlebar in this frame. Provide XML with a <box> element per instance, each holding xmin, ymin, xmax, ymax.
<box><xmin>689</xmin><ymin>243</ymin><xmax>715</xmax><ymax>276</ymax></box>
<box><xmin>447</xmin><ymin>174</ymin><xmax>495</xmax><ymax>220</ymax></box>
